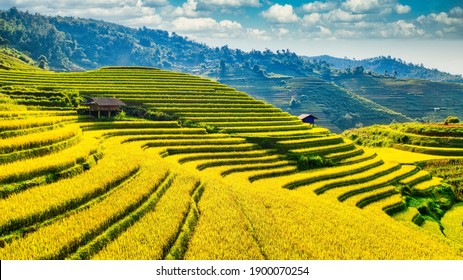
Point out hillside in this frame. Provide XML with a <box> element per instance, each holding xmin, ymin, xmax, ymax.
<box><xmin>334</xmin><ymin>75</ymin><xmax>463</xmax><ymax>122</ymax></box>
<box><xmin>0</xmin><ymin>61</ymin><xmax>462</xmax><ymax>259</ymax></box>
<box><xmin>0</xmin><ymin>47</ymin><xmax>41</xmax><ymax>71</ymax></box>
<box><xmin>310</xmin><ymin>55</ymin><xmax>463</xmax><ymax>83</ymax></box>
<box><xmin>220</xmin><ymin>73</ymin><xmax>412</xmax><ymax>133</ymax></box>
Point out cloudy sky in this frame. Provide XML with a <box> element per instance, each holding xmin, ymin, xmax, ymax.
<box><xmin>2</xmin><ymin>0</ymin><xmax>463</xmax><ymax>75</ymax></box>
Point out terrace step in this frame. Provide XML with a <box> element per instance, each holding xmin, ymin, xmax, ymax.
<box><xmin>392</xmin><ymin>207</ymin><xmax>424</xmax><ymax>226</ymax></box>
<box><xmin>175</xmin><ymin>150</ymin><xmax>275</xmax><ymax>164</ymax></box>
<box><xmin>313</xmin><ymin>162</ymin><xmax>400</xmax><ymax>195</ymax></box>
<box><xmin>194</xmin><ymin>155</ymin><xmax>286</xmax><ymax>171</ymax></box>
<box><xmin>274</xmin><ymin>157</ymin><xmax>384</xmax><ymax>190</ymax></box>
<box><xmin>289</xmin><ymin>140</ymin><xmax>355</xmax><ymax>157</ymax></box>
<box><xmin>412</xmin><ymin>177</ymin><xmax>442</xmax><ymax>194</ymax></box>
<box><xmin>363</xmin><ymin>193</ymin><xmax>406</xmax><ymax>215</ymax></box>
<box><xmin>221</xmin><ymin>160</ymin><xmax>296</xmax><ymax>177</ymax></box>
<box><xmin>324</xmin><ymin>146</ymin><xmax>364</xmax><ymax>162</ymax></box>
<box><xmin>336</xmin><ymin>152</ymin><xmax>376</xmax><ymax>165</ymax></box>
<box><xmin>399</xmin><ymin>170</ymin><xmax>432</xmax><ymax>187</ymax></box>
<box><xmin>202</xmin><ymin>120</ymin><xmax>303</xmax><ymax>127</ymax></box>
<box><xmin>156</xmin><ymin>143</ymin><xmax>259</xmax><ymax>156</ymax></box>
<box><xmin>276</xmin><ymin>135</ymin><xmax>343</xmax><ymax>151</ymax></box>
<box><xmin>344</xmin><ymin>185</ymin><xmax>399</xmax><ymax>208</ymax></box>
<box><xmin>394</xmin><ymin>144</ymin><xmax>463</xmax><ymax>156</ymax></box>
<box><xmin>221</xmin><ymin>124</ymin><xmax>313</xmax><ymax>133</ymax></box>
<box><xmin>330</xmin><ymin>165</ymin><xmax>418</xmax><ymax>202</ymax></box>
<box><xmin>248</xmin><ymin>165</ymin><xmax>299</xmax><ymax>182</ymax></box>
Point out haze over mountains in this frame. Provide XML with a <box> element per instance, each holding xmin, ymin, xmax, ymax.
<box><xmin>1</xmin><ymin>8</ymin><xmax>462</xmax><ymax>132</ymax></box>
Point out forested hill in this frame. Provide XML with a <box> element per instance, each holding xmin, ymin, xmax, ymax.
<box><xmin>309</xmin><ymin>55</ymin><xmax>463</xmax><ymax>83</ymax></box>
<box><xmin>0</xmin><ymin>7</ymin><xmax>323</xmax><ymax>76</ymax></box>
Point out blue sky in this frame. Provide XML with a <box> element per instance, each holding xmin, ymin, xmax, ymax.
<box><xmin>1</xmin><ymin>0</ymin><xmax>463</xmax><ymax>75</ymax></box>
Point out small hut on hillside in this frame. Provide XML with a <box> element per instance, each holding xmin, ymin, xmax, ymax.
<box><xmin>298</xmin><ymin>114</ymin><xmax>318</xmax><ymax>125</ymax></box>
<box><xmin>82</xmin><ymin>97</ymin><xmax>126</xmax><ymax>118</ymax></box>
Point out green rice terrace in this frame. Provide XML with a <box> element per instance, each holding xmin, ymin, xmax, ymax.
<box><xmin>0</xmin><ymin>65</ymin><xmax>462</xmax><ymax>260</ymax></box>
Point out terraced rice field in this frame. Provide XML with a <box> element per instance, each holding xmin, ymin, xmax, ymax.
<box><xmin>344</xmin><ymin>122</ymin><xmax>463</xmax><ymax>156</ymax></box>
<box><xmin>0</xmin><ymin>67</ymin><xmax>462</xmax><ymax>260</ymax></box>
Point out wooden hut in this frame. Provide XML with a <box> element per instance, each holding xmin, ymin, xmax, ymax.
<box><xmin>298</xmin><ymin>114</ymin><xmax>318</xmax><ymax>125</ymax></box>
<box><xmin>82</xmin><ymin>97</ymin><xmax>126</xmax><ymax>118</ymax></box>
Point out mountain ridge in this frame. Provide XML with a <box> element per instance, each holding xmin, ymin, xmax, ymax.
<box><xmin>308</xmin><ymin>55</ymin><xmax>463</xmax><ymax>83</ymax></box>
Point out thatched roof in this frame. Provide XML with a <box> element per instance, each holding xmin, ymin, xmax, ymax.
<box><xmin>82</xmin><ymin>97</ymin><xmax>126</xmax><ymax>106</ymax></box>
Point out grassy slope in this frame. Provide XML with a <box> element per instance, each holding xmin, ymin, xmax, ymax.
<box><xmin>0</xmin><ymin>47</ymin><xmax>41</xmax><ymax>71</ymax></box>
<box><xmin>220</xmin><ymin>71</ymin><xmax>411</xmax><ymax>133</ymax></box>
<box><xmin>335</xmin><ymin>75</ymin><xmax>463</xmax><ymax>122</ymax></box>
<box><xmin>0</xmin><ymin>59</ymin><xmax>462</xmax><ymax>259</ymax></box>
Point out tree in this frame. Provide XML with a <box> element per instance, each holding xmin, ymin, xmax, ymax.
<box><xmin>444</xmin><ymin>116</ymin><xmax>460</xmax><ymax>125</ymax></box>
<box><xmin>38</xmin><ymin>54</ymin><xmax>48</xmax><ymax>69</ymax></box>
<box><xmin>0</xmin><ymin>36</ymin><xmax>9</xmax><ymax>46</ymax></box>
<box><xmin>353</xmin><ymin>66</ymin><xmax>364</xmax><ymax>75</ymax></box>
<box><xmin>38</xmin><ymin>59</ymin><xmax>47</xmax><ymax>69</ymax></box>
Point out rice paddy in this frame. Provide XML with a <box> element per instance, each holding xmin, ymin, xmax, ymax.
<box><xmin>0</xmin><ymin>66</ymin><xmax>462</xmax><ymax>260</ymax></box>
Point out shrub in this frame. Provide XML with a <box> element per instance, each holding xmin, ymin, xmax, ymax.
<box><xmin>114</xmin><ymin>110</ymin><xmax>128</xmax><ymax>120</ymax></box>
<box><xmin>444</xmin><ymin>116</ymin><xmax>460</xmax><ymax>125</ymax></box>
<box><xmin>294</xmin><ymin>155</ymin><xmax>334</xmax><ymax>171</ymax></box>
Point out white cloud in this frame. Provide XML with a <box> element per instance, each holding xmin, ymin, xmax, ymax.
<box><xmin>342</xmin><ymin>0</ymin><xmax>410</xmax><ymax>15</ymax></box>
<box><xmin>297</xmin><ymin>0</ymin><xmax>432</xmax><ymax>39</ymax></box>
<box><xmin>417</xmin><ymin>9</ymin><xmax>463</xmax><ymax>28</ymax></box>
<box><xmin>450</xmin><ymin>7</ymin><xmax>463</xmax><ymax>17</ymax></box>
<box><xmin>172</xmin><ymin>17</ymin><xmax>219</xmax><ymax>31</ymax></box>
<box><xmin>124</xmin><ymin>13</ymin><xmax>162</xmax><ymax>27</ymax></box>
<box><xmin>246</xmin><ymin>28</ymin><xmax>271</xmax><ymax>40</ymax></box>
<box><xmin>302</xmin><ymin>13</ymin><xmax>321</xmax><ymax>25</ymax></box>
<box><xmin>7</xmin><ymin>0</ymin><xmax>171</xmax><ymax>30</ymax></box>
<box><xmin>200</xmin><ymin>0</ymin><xmax>260</xmax><ymax>7</ymax></box>
<box><xmin>380</xmin><ymin>20</ymin><xmax>424</xmax><ymax>38</ymax></box>
<box><xmin>272</xmin><ymin>27</ymin><xmax>289</xmax><ymax>38</ymax></box>
<box><xmin>316</xmin><ymin>26</ymin><xmax>333</xmax><ymax>38</ymax></box>
<box><xmin>172</xmin><ymin>17</ymin><xmax>243</xmax><ymax>33</ymax></box>
<box><xmin>394</xmin><ymin>4</ymin><xmax>411</xmax><ymax>14</ymax></box>
<box><xmin>174</xmin><ymin>0</ymin><xmax>200</xmax><ymax>17</ymax></box>
<box><xmin>302</xmin><ymin>1</ymin><xmax>336</xmax><ymax>13</ymax></box>
<box><xmin>326</xmin><ymin>9</ymin><xmax>365</xmax><ymax>22</ymax></box>
<box><xmin>261</xmin><ymin>4</ymin><xmax>299</xmax><ymax>23</ymax></box>
<box><xmin>342</xmin><ymin>0</ymin><xmax>381</xmax><ymax>13</ymax></box>
<box><xmin>303</xmin><ymin>9</ymin><xmax>364</xmax><ymax>27</ymax></box>
<box><xmin>219</xmin><ymin>19</ymin><xmax>243</xmax><ymax>30</ymax></box>
<box><xmin>170</xmin><ymin>16</ymin><xmax>271</xmax><ymax>41</ymax></box>
<box><xmin>334</xmin><ymin>29</ymin><xmax>357</xmax><ymax>38</ymax></box>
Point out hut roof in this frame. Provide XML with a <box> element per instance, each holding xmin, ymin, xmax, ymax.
<box><xmin>82</xmin><ymin>97</ymin><xmax>126</xmax><ymax>106</ymax></box>
<box><xmin>298</xmin><ymin>114</ymin><xmax>318</xmax><ymax>120</ymax></box>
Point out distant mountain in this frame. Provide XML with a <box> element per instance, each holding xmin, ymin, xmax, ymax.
<box><xmin>308</xmin><ymin>55</ymin><xmax>463</xmax><ymax>83</ymax></box>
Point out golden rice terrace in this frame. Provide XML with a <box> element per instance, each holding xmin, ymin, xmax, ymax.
<box><xmin>0</xmin><ymin>66</ymin><xmax>462</xmax><ymax>260</ymax></box>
